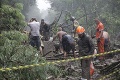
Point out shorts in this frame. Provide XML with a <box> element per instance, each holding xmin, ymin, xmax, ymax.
<box><xmin>30</xmin><ymin>36</ymin><xmax>41</xmax><ymax>50</ymax></box>
<box><xmin>62</xmin><ymin>35</ymin><xmax>75</xmax><ymax>53</ymax></box>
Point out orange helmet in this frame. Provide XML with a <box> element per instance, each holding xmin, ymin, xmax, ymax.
<box><xmin>76</xmin><ymin>26</ymin><xmax>85</xmax><ymax>34</ymax></box>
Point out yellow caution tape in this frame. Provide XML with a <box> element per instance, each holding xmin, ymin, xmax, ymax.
<box><xmin>0</xmin><ymin>49</ymin><xmax>120</xmax><ymax>72</ymax></box>
<box><xmin>99</xmin><ymin>69</ymin><xmax>120</xmax><ymax>80</ymax></box>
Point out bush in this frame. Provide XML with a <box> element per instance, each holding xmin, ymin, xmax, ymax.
<box><xmin>0</xmin><ymin>31</ymin><xmax>61</xmax><ymax>80</ymax></box>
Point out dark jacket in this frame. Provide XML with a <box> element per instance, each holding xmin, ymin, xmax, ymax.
<box><xmin>40</xmin><ymin>23</ymin><xmax>50</xmax><ymax>32</ymax></box>
<box><xmin>77</xmin><ymin>33</ymin><xmax>94</xmax><ymax>56</ymax></box>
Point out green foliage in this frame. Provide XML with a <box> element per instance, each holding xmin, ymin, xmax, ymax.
<box><xmin>48</xmin><ymin>64</ymin><xmax>61</xmax><ymax>77</ymax></box>
<box><xmin>52</xmin><ymin>25</ymin><xmax>58</xmax><ymax>35</ymax></box>
<box><xmin>15</xmin><ymin>3</ymin><xmax>23</xmax><ymax>10</ymax></box>
<box><xmin>0</xmin><ymin>0</ymin><xmax>61</xmax><ymax>79</ymax></box>
<box><xmin>0</xmin><ymin>31</ymin><xmax>27</xmax><ymax>45</ymax></box>
<box><xmin>49</xmin><ymin>0</ymin><xmax>120</xmax><ymax>38</ymax></box>
<box><xmin>0</xmin><ymin>31</ymin><xmax>61</xmax><ymax>80</ymax></box>
<box><xmin>0</xmin><ymin>4</ymin><xmax>26</xmax><ymax>32</ymax></box>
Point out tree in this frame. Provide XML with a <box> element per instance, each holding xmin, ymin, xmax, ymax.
<box><xmin>48</xmin><ymin>0</ymin><xmax>120</xmax><ymax>39</ymax></box>
<box><xmin>0</xmin><ymin>0</ymin><xmax>41</xmax><ymax>33</ymax></box>
<box><xmin>0</xmin><ymin>31</ymin><xmax>61</xmax><ymax>80</ymax></box>
<box><xmin>0</xmin><ymin>3</ymin><xmax>26</xmax><ymax>32</ymax></box>
<box><xmin>0</xmin><ymin>1</ymin><xmax>61</xmax><ymax>79</ymax></box>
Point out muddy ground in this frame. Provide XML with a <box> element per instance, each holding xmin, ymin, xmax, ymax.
<box><xmin>43</xmin><ymin>41</ymin><xmax>120</xmax><ymax>80</ymax></box>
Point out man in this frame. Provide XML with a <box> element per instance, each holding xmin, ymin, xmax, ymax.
<box><xmin>76</xmin><ymin>26</ymin><xmax>94</xmax><ymax>80</ymax></box>
<box><xmin>103</xmin><ymin>31</ymin><xmax>110</xmax><ymax>52</ymax></box>
<box><xmin>102</xmin><ymin>31</ymin><xmax>111</xmax><ymax>58</ymax></box>
<box><xmin>40</xmin><ymin>19</ymin><xmax>50</xmax><ymax>41</ymax></box>
<box><xmin>52</xmin><ymin>27</ymin><xmax>76</xmax><ymax>58</ymax></box>
<box><xmin>95</xmin><ymin>19</ymin><xmax>105</xmax><ymax>60</ymax></box>
<box><xmin>70</xmin><ymin>16</ymin><xmax>80</xmax><ymax>37</ymax></box>
<box><xmin>28</xmin><ymin>18</ymin><xmax>43</xmax><ymax>55</ymax></box>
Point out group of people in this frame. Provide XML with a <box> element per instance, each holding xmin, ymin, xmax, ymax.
<box><xmin>24</xmin><ymin>18</ymin><xmax>50</xmax><ymax>55</ymax></box>
<box><xmin>25</xmin><ymin>17</ymin><xmax>110</xmax><ymax>80</ymax></box>
<box><xmin>52</xmin><ymin>18</ymin><xmax>110</xmax><ymax>80</ymax></box>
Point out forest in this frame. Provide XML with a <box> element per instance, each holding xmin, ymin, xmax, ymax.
<box><xmin>0</xmin><ymin>0</ymin><xmax>120</xmax><ymax>80</ymax></box>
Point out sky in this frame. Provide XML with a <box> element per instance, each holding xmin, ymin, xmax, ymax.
<box><xmin>36</xmin><ymin>0</ymin><xmax>51</xmax><ymax>10</ymax></box>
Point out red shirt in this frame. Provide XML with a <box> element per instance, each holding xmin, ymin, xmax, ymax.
<box><xmin>96</xmin><ymin>22</ymin><xmax>104</xmax><ymax>39</ymax></box>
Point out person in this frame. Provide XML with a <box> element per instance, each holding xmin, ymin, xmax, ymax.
<box><xmin>28</xmin><ymin>18</ymin><xmax>43</xmax><ymax>55</ymax></box>
<box><xmin>52</xmin><ymin>27</ymin><xmax>76</xmax><ymax>58</ymax></box>
<box><xmin>70</xmin><ymin>16</ymin><xmax>79</xmax><ymax>27</ymax></box>
<box><xmin>70</xmin><ymin>16</ymin><xmax>80</xmax><ymax>37</ymax></box>
<box><xmin>40</xmin><ymin>19</ymin><xmax>50</xmax><ymax>41</ymax></box>
<box><xmin>76</xmin><ymin>26</ymin><xmax>94</xmax><ymax>80</ymax></box>
<box><xmin>95</xmin><ymin>19</ymin><xmax>105</xmax><ymax>60</ymax></box>
<box><xmin>103</xmin><ymin>31</ymin><xmax>110</xmax><ymax>52</ymax></box>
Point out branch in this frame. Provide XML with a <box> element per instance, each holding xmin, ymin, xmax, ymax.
<box><xmin>49</xmin><ymin>10</ymin><xmax>63</xmax><ymax>27</ymax></box>
<box><xmin>61</xmin><ymin>11</ymin><xmax>96</xmax><ymax>27</ymax></box>
<box><xmin>54</xmin><ymin>10</ymin><xmax>63</xmax><ymax>27</ymax></box>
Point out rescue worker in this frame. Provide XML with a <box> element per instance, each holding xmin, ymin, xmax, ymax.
<box><xmin>103</xmin><ymin>31</ymin><xmax>110</xmax><ymax>52</ymax></box>
<box><xmin>94</xmin><ymin>19</ymin><xmax>105</xmax><ymax>60</ymax></box>
<box><xmin>70</xmin><ymin>16</ymin><xmax>80</xmax><ymax>28</ymax></box>
<box><xmin>28</xmin><ymin>18</ymin><xmax>43</xmax><ymax>55</ymax></box>
<box><xmin>76</xmin><ymin>26</ymin><xmax>94</xmax><ymax>80</ymax></box>
<box><xmin>40</xmin><ymin>19</ymin><xmax>50</xmax><ymax>41</ymax></box>
<box><xmin>70</xmin><ymin>16</ymin><xmax>80</xmax><ymax>37</ymax></box>
<box><xmin>103</xmin><ymin>31</ymin><xmax>111</xmax><ymax>58</ymax></box>
<box><xmin>52</xmin><ymin>27</ymin><xmax>76</xmax><ymax>58</ymax></box>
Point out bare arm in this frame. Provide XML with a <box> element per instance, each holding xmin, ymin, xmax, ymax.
<box><xmin>23</xmin><ymin>30</ymin><xmax>29</xmax><ymax>34</ymax></box>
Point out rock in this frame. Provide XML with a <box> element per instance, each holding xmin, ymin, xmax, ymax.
<box><xmin>46</xmin><ymin>76</ymin><xmax>55</xmax><ymax>80</ymax></box>
<box><xmin>43</xmin><ymin>41</ymin><xmax>55</xmax><ymax>57</ymax></box>
<box><xmin>65</xmin><ymin>76</ymin><xmax>81</xmax><ymax>80</ymax></box>
<box><xmin>54</xmin><ymin>78</ymin><xmax>66</xmax><ymax>80</ymax></box>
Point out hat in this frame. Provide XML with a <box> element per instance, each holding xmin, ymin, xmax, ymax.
<box><xmin>76</xmin><ymin>26</ymin><xmax>85</xmax><ymax>34</ymax></box>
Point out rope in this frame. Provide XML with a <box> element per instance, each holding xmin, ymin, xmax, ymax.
<box><xmin>0</xmin><ymin>49</ymin><xmax>119</xmax><ymax>72</ymax></box>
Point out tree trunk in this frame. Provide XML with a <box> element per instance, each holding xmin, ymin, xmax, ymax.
<box><xmin>0</xmin><ymin>0</ymin><xmax>2</xmax><ymax>8</ymax></box>
<box><xmin>82</xmin><ymin>1</ymin><xmax>88</xmax><ymax>26</ymax></box>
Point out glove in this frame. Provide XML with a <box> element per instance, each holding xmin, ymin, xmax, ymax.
<box><xmin>97</xmin><ymin>38</ymin><xmax>100</xmax><ymax>43</ymax></box>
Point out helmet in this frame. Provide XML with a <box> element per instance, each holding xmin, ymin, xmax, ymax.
<box><xmin>76</xmin><ymin>26</ymin><xmax>85</xmax><ymax>34</ymax></box>
<box><xmin>70</xmin><ymin>16</ymin><xmax>75</xmax><ymax>21</ymax></box>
